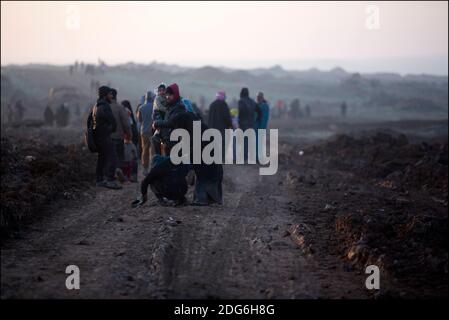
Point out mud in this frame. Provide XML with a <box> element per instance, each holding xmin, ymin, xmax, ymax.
<box><xmin>1</xmin><ymin>136</ymin><xmax>96</xmax><ymax>237</ymax></box>
<box><xmin>1</xmin><ymin>120</ymin><xmax>447</xmax><ymax>299</ymax></box>
<box><xmin>284</xmin><ymin>132</ymin><xmax>448</xmax><ymax>298</ymax></box>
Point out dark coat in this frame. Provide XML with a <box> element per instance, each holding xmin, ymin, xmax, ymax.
<box><xmin>154</xmin><ymin>111</ymin><xmax>223</xmax><ymax>204</ymax></box>
<box><xmin>158</xmin><ymin>101</ymin><xmax>186</xmax><ymax>144</ymax></box>
<box><xmin>92</xmin><ymin>99</ymin><xmax>116</xmax><ymax>138</ymax></box>
<box><xmin>140</xmin><ymin>155</ymin><xmax>189</xmax><ymax>201</ymax></box>
<box><xmin>208</xmin><ymin>99</ymin><xmax>232</xmax><ymax>134</ymax></box>
<box><xmin>238</xmin><ymin>96</ymin><xmax>257</xmax><ymax>130</ymax></box>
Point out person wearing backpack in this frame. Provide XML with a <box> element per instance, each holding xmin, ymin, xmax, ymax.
<box><xmin>91</xmin><ymin>85</ymin><xmax>121</xmax><ymax>189</ymax></box>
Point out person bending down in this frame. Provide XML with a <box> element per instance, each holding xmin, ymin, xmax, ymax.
<box><xmin>132</xmin><ymin>155</ymin><xmax>190</xmax><ymax>207</ymax></box>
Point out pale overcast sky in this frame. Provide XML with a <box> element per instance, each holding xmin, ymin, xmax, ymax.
<box><xmin>1</xmin><ymin>1</ymin><xmax>448</xmax><ymax>74</ymax></box>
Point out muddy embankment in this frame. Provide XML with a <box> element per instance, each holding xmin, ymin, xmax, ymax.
<box><xmin>1</xmin><ymin>135</ymin><xmax>96</xmax><ymax>238</ymax></box>
<box><xmin>283</xmin><ymin>132</ymin><xmax>448</xmax><ymax>298</ymax></box>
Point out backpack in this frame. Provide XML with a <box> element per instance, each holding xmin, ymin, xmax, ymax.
<box><xmin>84</xmin><ymin>109</ymin><xmax>98</xmax><ymax>153</ymax></box>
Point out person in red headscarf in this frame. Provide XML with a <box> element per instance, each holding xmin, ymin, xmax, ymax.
<box><xmin>151</xmin><ymin>83</ymin><xmax>186</xmax><ymax>156</ymax></box>
<box><xmin>152</xmin><ymin>83</ymin><xmax>223</xmax><ymax>206</ymax></box>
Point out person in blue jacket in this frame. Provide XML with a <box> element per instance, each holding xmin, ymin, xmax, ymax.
<box><xmin>256</xmin><ymin>92</ymin><xmax>270</xmax><ymax>162</ymax></box>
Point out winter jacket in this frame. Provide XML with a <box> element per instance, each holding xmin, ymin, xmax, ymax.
<box><xmin>138</xmin><ymin>91</ymin><xmax>155</xmax><ymax>135</ymax></box>
<box><xmin>92</xmin><ymin>99</ymin><xmax>116</xmax><ymax>138</ymax></box>
<box><xmin>153</xmin><ymin>110</ymin><xmax>223</xmax><ymax>204</ymax></box>
<box><xmin>238</xmin><ymin>96</ymin><xmax>257</xmax><ymax>130</ymax></box>
<box><xmin>208</xmin><ymin>99</ymin><xmax>232</xmax><ymax>133</ymax></box>
<box><xmin>110</xmin><ymin>101</ymin><xmax>132</xmax><ymax>140</ymax></box>
<box><xmin>257</xmin><ymin>101</ymin><xmax>270</xmax><ymax>129</ymax></box>
<box><xmin>140</xmin><ymin>155</ymin><xmax>190</xmax><ymax>201</ymax></box>
<box><xmin>152</xmin><ymin>94</ymin><xmax>167</xmax><ymax>122</ymax></box>
<box><xmin>154</xmin><ymin>84</ymin><xmax>187</xmax><ymax>143</ymax></box>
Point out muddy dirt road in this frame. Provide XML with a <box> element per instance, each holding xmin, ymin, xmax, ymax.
<box><xmin>2</xmin><ymin>119</ymin><xmax>447</xmax><ymax>299</ymax></box>
<box><xmin>1</xmin><ymin>163</ymin><xmax>369</xmax><ymax>299</ymax></box>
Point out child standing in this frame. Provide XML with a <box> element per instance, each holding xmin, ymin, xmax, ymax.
<box><xmin>123</xmin><ymin>134</ymin><xmax>138</xmax><ymax>182</ymax></box>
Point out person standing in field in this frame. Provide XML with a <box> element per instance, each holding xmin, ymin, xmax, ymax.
<box><xmin>137</xmin><ymin>90</ymin><xmax>155</xmax><ymax>175</ymax></box>
<box><xmin>109</xmin><ymin>88</ymin><xmax>132</xmax><ymax>181</ymax></box>
<box><xmin>92</xmin><ymin>86</ymin><xmax>121</xmax><ymax>189</ymax></box>
<box><xmin>238</xmin><ymin>87</ymin><xmax>257</xmax><ymax>161</ymax></box>
<box><xmin>256</xmin><ymin>92</ymin><xmax>270</xmax><ymax>161</ymax></box>
<box><xmin>208</xmin><ymin>91</ymin><xmax>232</xmax><ymax>161</ymax></box>
<box><xmin>121</xmin><ymin>100</ymin><xmax>139</xmax><ymax>182</ymax></box>
<box><xmin>43</xmin><ymin>104</ymin><xmax>54</xmax><ymax>127</ymax></box>
<box><xmin>151</xmin><ymin>83</ymin><xmax>168</xmax><ymax>157</ymax></box>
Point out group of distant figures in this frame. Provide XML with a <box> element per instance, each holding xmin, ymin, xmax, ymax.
<box><xmin>5</xmin><ymin>100</ymin><xmax>26</xmax><ymax>124</ymax></box>
<box><xmin>87</xmin><ymin>82</ymin><xmax>271</xmax><ymax>207</ymax></box>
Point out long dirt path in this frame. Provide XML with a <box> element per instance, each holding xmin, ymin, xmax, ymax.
<box><xmin>1</xmin><ymin>162</ymin><xmax>368</xmax><ymax>299</ymax></box>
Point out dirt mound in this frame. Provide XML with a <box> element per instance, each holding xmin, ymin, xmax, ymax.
<box><xmin>319</xmin><ymin>132</ymin><xmax>448</xmax><ymax>194</ymax></box>
<box><xmin>1</xmin><ymin>136</ymin><xmax>96</xmax><ymax>238</ymax></box>
<box><xmin>289</xmin><ymin>132</ymin><xmax>448</xmax><ymax>297</ymax></box>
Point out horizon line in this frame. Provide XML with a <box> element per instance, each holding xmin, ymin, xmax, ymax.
<box><xmin>2</xmin><ymin>60</ymin><xmax>448</xmax><ymax>78</ymax></box>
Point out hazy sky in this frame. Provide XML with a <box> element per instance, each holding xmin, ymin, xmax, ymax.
<box><xmin>1</xmin><ymin>1</ymin><xmax>448</xmax><ymax>74</ymax></box>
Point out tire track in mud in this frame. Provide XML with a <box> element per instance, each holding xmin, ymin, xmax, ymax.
<box><xmin>145</xmin><ymin>165</ymin><xmax>367</xmax><ymax>299</ymax></box>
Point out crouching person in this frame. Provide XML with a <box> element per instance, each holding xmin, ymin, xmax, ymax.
<box><xmin>132</xmin><ymin>155</ymin><xmax>190</xmax><ymax>207</ymax></box>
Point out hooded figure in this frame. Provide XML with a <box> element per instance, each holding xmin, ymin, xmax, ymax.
<box><xmin>238</xmin><ymin>88</ymin><xmax>257</xmax><ymax>130</ymax></box>
<box><xmin>208</xmin><ymin>91</ymin><xmax>232</xmax><ymax>160</ymax></box>
<box><xmin>91</xmin><ymin>85</ymin><xmax>121</xmax><ymax>189</ymax></box>
<box><xmin>152</xmin><ymin>83</ymin><xmax>186</xmax><ymax>156</ymax></box>
<box><xmin>238</xmin><ymin>87</ymin><xmax>258</xmax><ymax>161</ymax></box>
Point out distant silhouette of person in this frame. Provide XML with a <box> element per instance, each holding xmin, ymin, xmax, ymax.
<box><xmin>289</xmin><ymin>98</ymin><xmax>301</xmax><ymax>119</ymax></box>
<box><xmin>341</xmin><ymin>101</ymin><xmax>347</xmax><ymax>117</ymax></box>
<box><xmin>208</xmin><ymin>91</ymin><xmax>232</xmax><ymax>161</ymax></box>
<box><xmin>7</xmin><ymin>103</ymin><xmax>13</xmax><ymax>123</ymax></box>
<box><xmin>55</xmin><ymin>103</ymin><xmax>70</xmax><ymax>127</ymax></box>
<box><xmin>43</xmin><ymin>105</ymin><xmax>54</xmax><ymax>126</ymax></box>
<box><xmin>305</xmin><ymin>104</ymin><xmax>311</xmax><ymax>118</ymax></box>
<box><xmin>256</xmin><ymin>92</ymin><xmax>270</xmax><ymax>162</ymax></box>
<box><xmin>238</xmin><ymin>87</ymin><xmax>257</xmax><ymax>161</ymax></box>
<box><xmin>15</xmin><ymin>100</ymin><xmax>25</xmax><ymax>121</ymax></box>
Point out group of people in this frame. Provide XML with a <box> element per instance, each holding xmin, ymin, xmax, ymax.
<box><xmin>43</xmin><ymin>103</ymin><xmax>72</xmax><ymax>127</ymax></box>
<box><xmin>89</xmin><ymin>82</ymin><xmax>270</xmax><ymax>207</ymax></box>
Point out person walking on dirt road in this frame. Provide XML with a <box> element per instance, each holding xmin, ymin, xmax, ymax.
<box><xmin>208</xmin><ymin>91</ymin><xmax>232</xmax><ymax>161</ymax></box>
<box><xmin>238</xmin><ymin>87</ymin><xmax>258</xmax><ymax>161</ymax></box>
<box><xmin>121</xmin><ymin>100</ymin><xmax>139</xmax><ymax>182</ymax></box>
<box><xmin>92</xmin><ymin>86</ymin><xmax>121</xmax><ymax>189</ymax></box>
<box><xmin>256</xmin><ymin>91</ymin><xmax>270</xmax><ymax>161</ymax></box>
<box><xmin>110</xmin><ymin>88</ymin><xmax>132</xmax><ymax>181</ymax></box>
